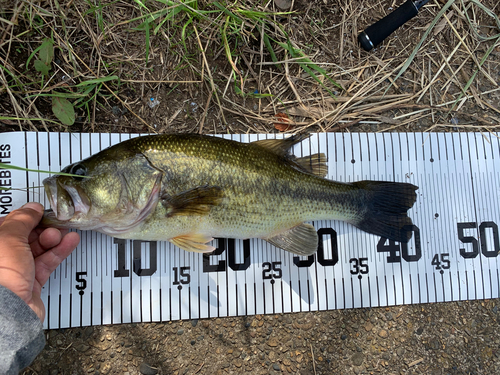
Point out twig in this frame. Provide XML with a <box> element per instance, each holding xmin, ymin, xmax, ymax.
<box><xmin>310</xmin><ymin>343</ymin><xmax>317</xmax><ymax>375</ymax></box>
<box><xmin>193</xmin><ymin>24</ymin><xmax>227</xmax><ymax>126</ymax></box>
<box><xmin>198</xmin><ymin>89</ymin><xmax>213</xmax><ymax>134</ymax></box>
<box><xmin>191</xmin><ymin>362</ymin><xmax>205</xmax><ymax>375</ymax></box>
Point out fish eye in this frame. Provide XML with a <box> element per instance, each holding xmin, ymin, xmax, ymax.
<box><xmin>70</xmin><ymin>163</ymin><xmax>87</xmax><ymax>181</ymax></box>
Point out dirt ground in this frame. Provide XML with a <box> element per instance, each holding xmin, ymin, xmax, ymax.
<box><xmin>1</xmin><ymin>0</ymin><xmax>499</xmax><ymax>374</ymax></box>
<box><xmin>28</xmin><ymin>301</ymin><xmax>500</xmax><ymax>375</ymax></box>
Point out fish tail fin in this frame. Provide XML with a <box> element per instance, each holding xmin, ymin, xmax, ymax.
<box><xmin>351</xmin><ymin>181</ymin><xmax>418</xmax><ymax>243</ymax></box>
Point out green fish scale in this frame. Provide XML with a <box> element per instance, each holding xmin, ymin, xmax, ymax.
<box><xmin>120</xmin><ymin>135</ymin><xmax>362</xmax><ymax>240</ymax></box>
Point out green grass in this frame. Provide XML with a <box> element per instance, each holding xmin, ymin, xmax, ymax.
<box><xmin>0</xmin><ymin>162</ymin><xmax>91</xmax><ymax>191</ymax></box>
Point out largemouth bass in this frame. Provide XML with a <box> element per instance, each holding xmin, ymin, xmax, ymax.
<box><xmin>42</xmin><ymin>134</ymin><xmax>417</xmax><ymax>255</ymax></box>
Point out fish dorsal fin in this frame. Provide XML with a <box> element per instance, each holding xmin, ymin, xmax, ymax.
<box><xmin>263</xmin><ymin>223</ymin><xmax>318</xmax><ymax>256</ymax></box>
<box><xmin>170</xmin><ymin>234</ymin><xmax>215</xmax><ymax>253</ymax></box>
<box><xmin>253</xmin><ymin>135</ymin><xmax>327</xmax><ymax>177</ymax></box>
<box><xmin>161</xmin><ymin>186</ymin><xmax>224</xmax><ymax>217</ymax></box>
<box><xmin>252</xmin><ymin>134</ymin><xmax>310</xmax><ymax>156</ymax></box>
<box><xmin>294</xmin><ymin>153</ymin><xmax>328</xmax><ymax>178</ymax></box>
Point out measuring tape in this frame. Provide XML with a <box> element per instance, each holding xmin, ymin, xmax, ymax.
<box><xmin>1</xmin><ymin>132</ymin><xmax>498</xmax><ymax>329</ymax></box>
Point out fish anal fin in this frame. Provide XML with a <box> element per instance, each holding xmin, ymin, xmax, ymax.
<box><xmin>170</xmin><ymin>234</ymin><xmax>215</xmax><ymax>253</ymax></box>
<box><xmin>252</xmin><ymin>134</ymin><xmax>310</xmax><ymax>156</ymax></box>
<box><xmin>264</xmin><ymin>223</ymin><xmax>318</xmax><ymax>256</ymax></box>
<box><xmin>295</xmin><ymin>153</ymin><xmax>328</xmax><ymax>177</ymax></box>
<box><xmin>161</xmin><ymin>186</ymin><xmax>224</xmax><ymax>217</ymax></box>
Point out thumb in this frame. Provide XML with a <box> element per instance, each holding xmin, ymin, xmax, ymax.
<box><xmin>0</xmin><ymin>203</ymin><xmax>44</xmax><ymax>241</ymax></box>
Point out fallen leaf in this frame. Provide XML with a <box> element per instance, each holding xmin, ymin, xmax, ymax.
<box><xmin>274</xmin><ymin>112</ymin><xmax>293</xmax><ymax>131</ymax></box>
<box><xmin>39</xmin><ymin>39</ymin><xmax>54</xmax><ymax>66</ymax></box>
<box><xmin>274</xmin><ymin>0</ymin><xmax>292</xmax><ymax>10</ymax></box>
<box><xmin>52</xmin><ymin>97</ymin><xmax>75</xmax><ymax>126</ymax></box>
<box><xmin>34</xmin><ymin>60</ymin><xmax>50</xmax><ymax>76</ymax></box>
<box><xmin>377</xmin><ymin>116</ymin><xmax>400</xmax><ymax>125</ymax></box>
<box><xmin>434</xmin><ymin>11</ymin><xmax>454</xmax><ymax>36</ymax></box>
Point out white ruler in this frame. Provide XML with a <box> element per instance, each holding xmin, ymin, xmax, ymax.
<box><xmin>0</xmin><ymin>132</ymin><xmax>499</xmax><ymax>329</ymax></box>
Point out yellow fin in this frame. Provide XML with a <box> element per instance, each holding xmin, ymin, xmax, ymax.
<box><xmin>161</xmin><ymin>186</ymin><xmax>223</xmax><ymax>217</ymax></box>
<box><xmin>294</xmin><ymin>153</ymin><xmax>328</xmax><ymax>177</ymax></box>
<box><xmin>170</xmin><ymin>234</ymin><xmax>215</xmax><ymax>253</ymax></box>
<box><xmin>263</xmin><ymin>223</ymin><xmax>318</xmax><ymax>255</ymax></box>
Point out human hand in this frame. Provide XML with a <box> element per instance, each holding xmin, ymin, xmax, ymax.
<box><xmin>0</xmin><ymin>202</ymin><xmax>80</xmax><ymax>322</ymax></box>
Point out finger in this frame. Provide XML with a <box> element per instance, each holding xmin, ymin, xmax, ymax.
<box><xmin>28</xmin><ymin>226</ymin><xmax>70</xmax><ymax>245</ymax></box>
<box><xmin>34</xmin><ymin>232</ymin><xmax>80</xmax><ymax>287</ymax></box>
<box><xmin>29</xmin><ymin>228</ymin><xmax>64</xmax><ymax>258</ymax></box>
<box><xmin>0</xmin><ymin>203</ymin><xmax>44</xmax><ymax>242</ymax></box>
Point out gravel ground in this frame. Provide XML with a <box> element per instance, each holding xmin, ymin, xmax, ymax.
<box><xmin>26</xmin><ymin>299</ymin><xmax>500</xmax><ymax>375</ymax></box>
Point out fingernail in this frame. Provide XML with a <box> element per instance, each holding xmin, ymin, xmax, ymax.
<box><xmin>22</xmin><ymin>202</ymin><xmax>44</xmax><ymax>213</ymax></box>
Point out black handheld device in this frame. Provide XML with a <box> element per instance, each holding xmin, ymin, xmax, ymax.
<box><xmin>358</xmin><ymin>0</ymin><xmax>430</xmax><ymax>51</ymax></box>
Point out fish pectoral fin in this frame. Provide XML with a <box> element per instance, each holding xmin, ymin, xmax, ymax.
<box><xmin>161</xmin><ymin>186</ymin><xmax>224</xmax><ymax>217</ymax></box>
<box><xmin>252</xmin><ymin>134</ymin><xmax>310</xmax><ymax>156</ymax></box>
<box><xmin>294</xmin><ymin>153</ymin><xmax>328</xmax><ymax>177</ymax></box>
<box><xmin>170</xmin><ymin>234</ymin><xmax>216</xmax><ymax>253</ymax></box>
<box><xmin>264</xmin><ymin>223</ymin><xmax>318</xmax><ymax>256</ymax></box>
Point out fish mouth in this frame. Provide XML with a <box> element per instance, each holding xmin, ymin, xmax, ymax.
<box><xmin>43</xmin><ymin>177</ymin><xmax>90</xmax><ymax>222</ymax></box>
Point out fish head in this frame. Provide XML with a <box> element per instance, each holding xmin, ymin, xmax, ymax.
<box><xmin>42</xmin><ymin>148</ymin><xmax>162</xmax><ymax>235</ymax></box>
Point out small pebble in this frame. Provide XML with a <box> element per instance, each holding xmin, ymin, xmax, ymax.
<box><xmin>267</xmin><ymin>338</ymin><xmax>279</xmax><ymax>347</ymax></box>
<box><xmin>378</xmin><ymin>330</ymin><xmax>388</xmax><ymax>338</ymax></box>
<box><xmin>139</xmin><ymin>363</ymin><xmax>158</xmax><ymax>375</ymax></box>
<box><xmin>352</xmin><ymin>352</ymin><xmax>364</xmax><ymax>366</ymax></box>
<box><xmin>429</xmin><ymin>338</ymin><xmax>440</xmax><ymax>350</ymax></box>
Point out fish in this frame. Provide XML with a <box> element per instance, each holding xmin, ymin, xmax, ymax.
<box><xmin>42</xmin><ymin>134</ymin><xmax>418</xmax><ymax>255</ymax></box>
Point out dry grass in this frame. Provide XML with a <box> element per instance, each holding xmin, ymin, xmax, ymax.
<box><xmin>0</xmin><ymin>0</ymin><xmax>499</xmax><ymax>135</ymax></box>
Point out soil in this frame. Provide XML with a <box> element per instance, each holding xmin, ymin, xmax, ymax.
<box><xmin>29</xmin><ymin>301</ymin><xmax>500</xmax><ymax>374</ymax></box>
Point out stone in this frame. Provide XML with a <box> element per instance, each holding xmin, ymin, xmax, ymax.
<box><xmin>139</xmin><ymin>363</ymin><xmax>158</xmax><ymax>375</ymax></box>
<box><xmin>74</xmin><ymin>343</ymin><xmax>90</xmax><ymax>352</ymax></box>
<box><xmin>100</xmin><ymin>363</ymin><xmax>112</xmax><ymax>375</ymax></box>
<box><xmin>429</xmin><ymin>338</ymin><xmax>441</xmax><ymax>350</ymax></box>
<box><xmin>378</xmin><ymin>330</ymin><xmax>388</xmax><ymax>338</ymax></box>
<box><xmin>267</xmin><ymin>338</ymin><xmax>279</xmax><ymax>347</ymax></box>
<box><xmin>352</xmin><ymin>353</ymin><xmax>364</xmax><ymax>366</ymax></box>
